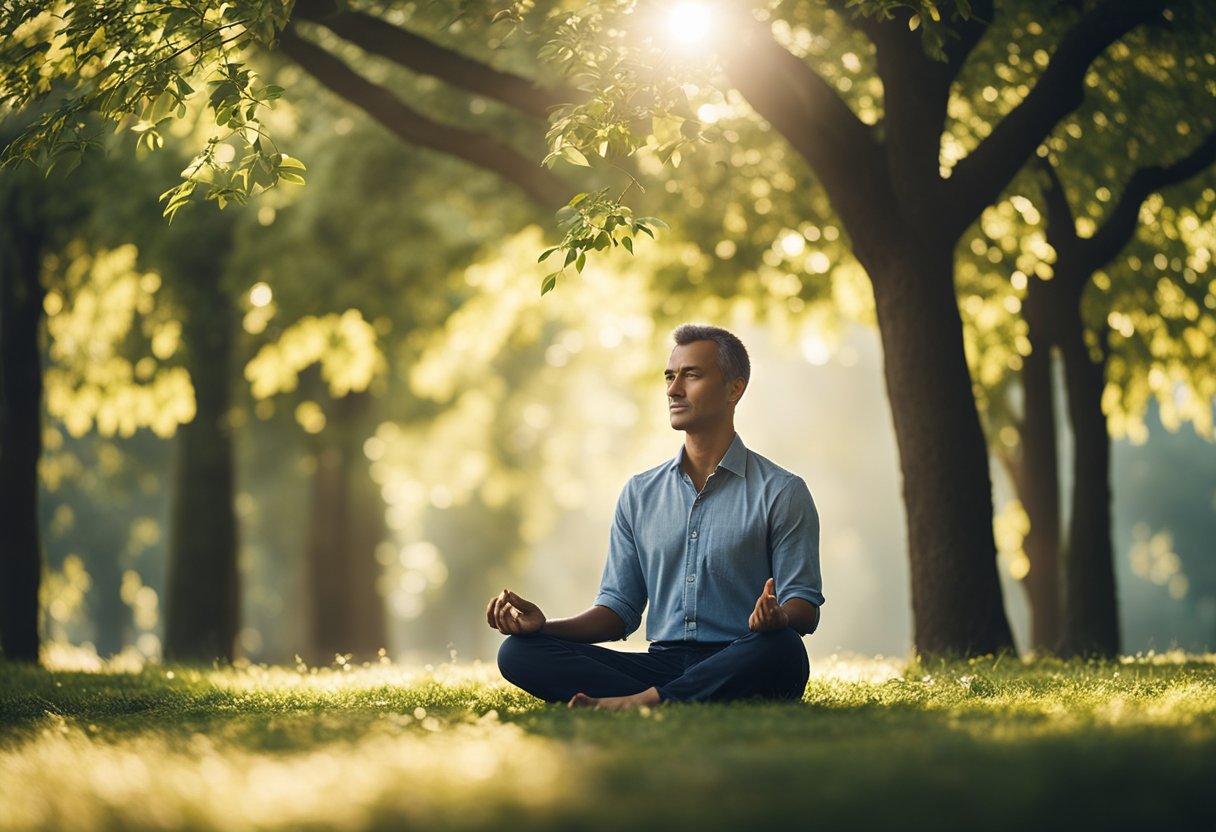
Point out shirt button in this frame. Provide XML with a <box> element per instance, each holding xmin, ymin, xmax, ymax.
<box><xmin>690</xmin><ymin>530</ymin><xmax>698</xmax><ymax>539</ymax></box>
<box><xmin>687</xmin><ymin>575</ymin><xmax>696</xmax><ymax>583</ymax></box>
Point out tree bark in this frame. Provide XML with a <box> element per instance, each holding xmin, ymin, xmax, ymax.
<box><xmin>163</xmin><ymin>226</ymin><xmax>240</xmax><ymax>663</ymax></box>
<box><xmin>302</xmin><ymin>390</ymin><xmax>388</xmax><ymax>666</ymax></box>
<box><xmin>869</xmin><ymin>241</ymin><xmax>1016</xmax><ymax>656</ymax></box>
<box><xmin>0</xmin><ymin>214</ymin><xmax>45</xmax><ymax>663</ymax></box>
<box><xmin>1057</xmin><ymin>306</ymin><xmax>1119</xmax><ymax>657</ymax></box>
<box><xmin>1016</xmin><ymin>277</ymin><xmax>1063</xmax><ymax>652</ymax></box>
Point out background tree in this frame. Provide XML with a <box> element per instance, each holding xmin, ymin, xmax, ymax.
<box><xmin>0</xmin><ymin>153</ymin><xmax>51</xmax><ymax>661</ymax></box>
<box><xmin>953</xmin><ymin>15</ymin><xmax>1216</xmax><ymax>654</ymax></box>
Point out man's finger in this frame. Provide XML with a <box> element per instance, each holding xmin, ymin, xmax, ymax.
<box><xmin>507</xmin><ymin>590</ymin><xmax>534</xmax><ymax>613</ymax></box>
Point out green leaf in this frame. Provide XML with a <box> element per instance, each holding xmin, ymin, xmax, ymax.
<box><xmin>541</xmin><ymin>273</ymin><xmax>558</xmax><ymax>295</ymax></box>
<box><xmin>576</xmin><ymin>252</ymin><xmax>586</xmax><ymax>272</ymax></box>
<box><xmin>564</xmin><ymin>248</ymin><xmax>577</xmax><ymax>267</ymax></box>
<box><xmin>538</xmin><ymin>247</ymin><xmax>559</xmax><ymax>263</ymax></box>
<box><xmin>555</xmin><ymin>205</ymin><xmax>578</xmax><ymax>225</ymax></box>
<box><xmin>622</xmin><ymin>236</ymin><xmax>633</xmax><ymax>254</ymax></box>
<box><xmin>278</xmin><ymin>154</ymin><xmax>306</xmax><ymax>171</ymax></box>
<box><xmin>561</xmin><ymin>146</ymin><xmax>591</xmax><ymax>167</ymax></box>
<box><xmin>908</xmin><ymin>13</ymin><xmax>921</xmax><ymax>31</ymax></box>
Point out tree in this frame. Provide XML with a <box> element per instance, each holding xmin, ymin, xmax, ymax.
<box><xmin>0</xmin><ymin>160</ymin><xmax>48</xmax><ymax>661</ymax></box>
<box><xmin>958</xmin><ymin>17</ymin><xmax>1216</xmax><ymax>654</ymax></box>
<box><xmin>1020</xmin><ymin>141</ymin><xmax>1215</xmax><ymax>657</ymax></box>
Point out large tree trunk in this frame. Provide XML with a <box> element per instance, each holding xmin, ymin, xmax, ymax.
<box><xmin>163</xmin><ymin>236</ymin><xmax>240</xmax><ymax>663</ymax></box>
<box><xmin>1016</xmin><ymin>277</ymin><xmax>1063</xmax><ymax>652</ymax></box>
<box><xmin>1057</xmin><ymin>308</ymin><xmax>1119</xmax><ymax>657</ymax></box>
<box><xmin>303</xmin><ymin>391</ymin><xmax>387</xmax><ymax>665</ymax></box>
<box><xmin>868</xmin><ymin>242</ymin><xmax>1015</xmax><ymax>656</ymax></box>
<box><xmin>0</xmin><ymin>220</ymin><xmax>45</xmax><ymax>663</ymax></box>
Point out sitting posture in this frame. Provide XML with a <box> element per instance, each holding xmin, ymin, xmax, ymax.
<box><xmin>487</xmin><ymin>324</ymin><xmax>824</xmax><ymax>709</ymax></box>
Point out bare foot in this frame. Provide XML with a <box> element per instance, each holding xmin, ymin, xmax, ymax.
<box><xmin>567</xmin><ymin>687</ymin><xmax>661</xmax><ymax>711</ymax></box>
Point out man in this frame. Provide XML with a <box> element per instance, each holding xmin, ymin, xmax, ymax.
<box><xmin>487</xmin><ymin>324</ymin><xmax>823</xmax><ymax>709</ymax></box>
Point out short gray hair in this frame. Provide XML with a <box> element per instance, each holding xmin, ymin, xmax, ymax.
<box><xmin>672</xmin><ymin>324</ymin><xmax>750</xmax><ymax>387</ymax></box>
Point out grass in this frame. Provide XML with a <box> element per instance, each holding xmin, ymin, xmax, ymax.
<box><xmin>2</xmin><ymin>652</ymin><xmax>1215</xmax><ymax>831</ymax></box>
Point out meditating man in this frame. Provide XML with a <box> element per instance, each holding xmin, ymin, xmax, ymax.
<box><xmin>487</xmin><ymin>324</ymin><xmax>824</xmax><ymax>709</ymax></box>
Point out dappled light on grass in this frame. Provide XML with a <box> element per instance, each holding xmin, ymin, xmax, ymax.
<box><xmin>1</xmin><ymin>661</ymin><xmax>571</xmax><ymax>831</ymax></box>
<box><xmin>1</xmin><ymin>716</ymin><xmax>570</xmax><ymax>830</ymax></box>
<box><xmin>3</xmin><ymin>655</ymin><xmax>1216</xmax><ymax>830</ymax></box>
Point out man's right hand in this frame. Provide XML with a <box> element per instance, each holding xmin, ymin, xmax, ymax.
<box><xmin>486</xmin><ymin>589</ymin><xmax>546</xmax><ymax>635</ymax></box>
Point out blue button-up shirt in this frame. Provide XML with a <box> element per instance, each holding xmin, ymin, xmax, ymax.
<box><xmin>594</xmin><ymin>434</ymin><xmax>824</xmax><ymax>642</ymax></box>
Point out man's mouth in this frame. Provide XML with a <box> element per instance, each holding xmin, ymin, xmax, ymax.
<box><xmin>669</xmin><ymin>402</ymin><xmax>687</xmax><ymax>410</ymax></box>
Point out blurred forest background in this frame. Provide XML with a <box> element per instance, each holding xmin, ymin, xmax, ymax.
<box><xmin>2</xmin><ymin>0</ymin><xmax>1214</xmax><ymax>667</ymax></box>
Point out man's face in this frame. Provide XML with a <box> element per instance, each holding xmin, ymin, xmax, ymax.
<box><xmin>664</xmin><ymin>340</ymin><xmax>744</xmax><ymax>432</ymax></box>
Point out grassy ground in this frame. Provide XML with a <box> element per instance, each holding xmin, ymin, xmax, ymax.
<box><xmin>2</xmin><ymin>652</ymin><xmax>1214</xmax><ymax>831</ymax></box>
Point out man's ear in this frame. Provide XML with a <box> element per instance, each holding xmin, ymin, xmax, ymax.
<box><xmin>728</xmin><ymin>377</ymin><xmax>746</xmax><ymax>403</ymax></box>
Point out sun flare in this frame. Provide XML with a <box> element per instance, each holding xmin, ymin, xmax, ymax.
<box><xmin>666</xmin><ymin>2</ymin><xmax>714</xmax><ymax>48</ymax></box>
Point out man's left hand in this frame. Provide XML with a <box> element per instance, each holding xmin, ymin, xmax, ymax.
<box><xmin>749</xmin><ymin>578</ymin><xmax>790</xmax><ymax>632</ymax></box>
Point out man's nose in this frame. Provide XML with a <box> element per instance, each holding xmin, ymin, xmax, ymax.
<box><xmin>667</xmin><ymin>377</ymin><xmax>683</xmax><ymax>396</ymax></box>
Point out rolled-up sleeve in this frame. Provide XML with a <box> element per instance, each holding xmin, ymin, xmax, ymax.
<box><xmin>593</xmin><ymin>486</ymin><xmax>647</xmax><ymax>638</ymax></box>
<box><xmin>770</xmin><ymin>477</ymin><xmax>825</xmax><ymax>615</ymax></box>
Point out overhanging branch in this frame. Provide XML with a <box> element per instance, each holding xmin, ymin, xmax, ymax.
<box><xmin>718</xmin><ymin>11</ymin><xmax>882</xmax><ymax>241</ymax></box>
<box><xmin>292</xmin><ymin>0</ymin><xmax>574</xmax><ymax>120</ymax></box>
<box><xmin>277</xmin><ymin>26</ymin><xmax>570</xmax><ymax>209</ymax></box>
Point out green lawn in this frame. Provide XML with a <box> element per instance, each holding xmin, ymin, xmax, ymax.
<box><xmin>2</xmin><ymin>653</ymin><xmax>1214</xmax><ymax>831</ymax></box>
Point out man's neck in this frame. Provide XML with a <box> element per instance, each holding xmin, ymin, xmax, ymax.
<box><xmin>681</xmin><ymin>425</ymin><xmax>736</xmax><ymax>492</ymax></box>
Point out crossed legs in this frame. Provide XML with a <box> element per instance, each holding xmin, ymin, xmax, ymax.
<box><xmin>497</xmin><ymin>629</ymin><xmax>809</xmax><ymax>708</ymax></box>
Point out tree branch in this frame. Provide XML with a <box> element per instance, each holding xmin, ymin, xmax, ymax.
<box><xmin>277</xmin><ymin>26</ymin><xmax>570</xmax><ymax>209</ymax></box>
<box><xmin>717</xmin><ymin>11</ymin><xmax>884</xmax><ymax>247</ymax></box>
<box><xmin>944</xmin><ymin>0</ymin><xmax>1170</xmax><ymax>241</ymax></box>
<box><xmin>1081</xmin><ymin>128</ymin><xmax>1216</xmax><ymax>271</ymax></box>
<box><xmin>292</xmin><ymin>0</ymin><xmax>574</xmax><ymax>120</ymax></box>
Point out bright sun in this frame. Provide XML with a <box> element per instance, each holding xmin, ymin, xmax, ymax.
<box><xmin>666</xmin><ymin>2</ymin><xmax>715</xmax><ymax>48</ymax></box>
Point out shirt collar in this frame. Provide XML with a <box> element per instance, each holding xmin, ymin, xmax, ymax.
<box><xmin>668</xmin><ymin>433</ymin><xmax>748</xmax><ymax>479</ymax></box>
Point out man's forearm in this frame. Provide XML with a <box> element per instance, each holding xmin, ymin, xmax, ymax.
<box><xmin>541</xmin><ymin>605</ymin><xmax>626</xmax><ymax>643</ymax></box>
<box><xmin>782</xmin><ymin>598</ymin><xmax>820</xmax><ymax>636</ymax></box>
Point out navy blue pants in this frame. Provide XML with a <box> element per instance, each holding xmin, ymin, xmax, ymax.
<box><xmin>497</xmin><ymin>628</ymin><xmax>810</xmax><ymax>703</ymax></box>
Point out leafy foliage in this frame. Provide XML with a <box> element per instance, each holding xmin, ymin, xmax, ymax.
<box><xmin>42</xmin><ymin>243</ymin><xmax>197</xmax><ymax>438</ymax></box>
<box><xmin>537</xmin><ymin>189</ymin><xmax>668</xmax><ymax>295</ymax></box>
<box><xmin>0</xmin><ymin>1</ymin><xmax>301</xmax><ymax>218</ymax></box>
